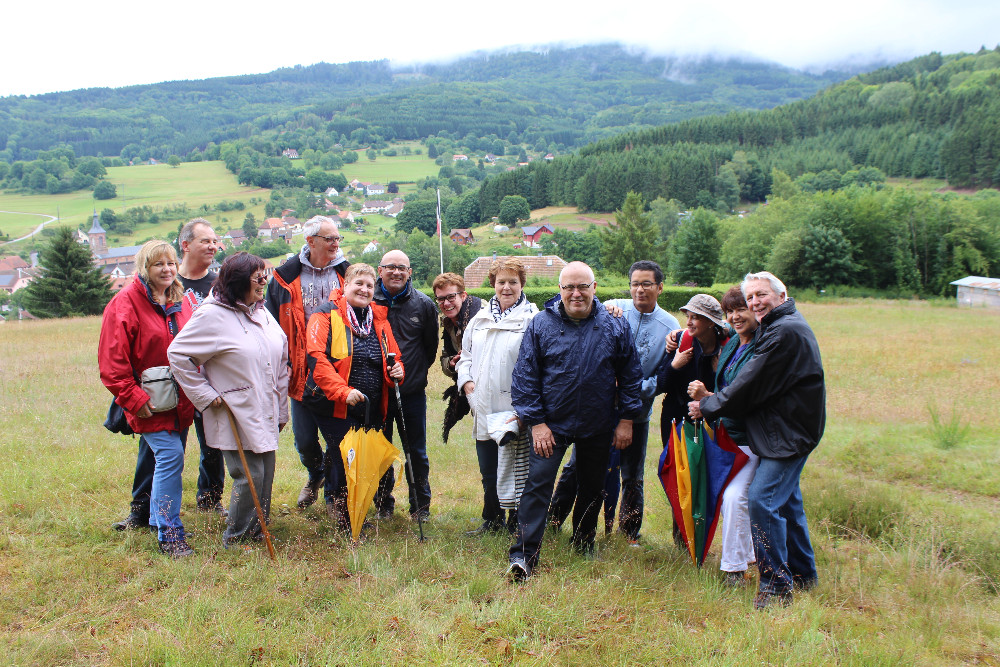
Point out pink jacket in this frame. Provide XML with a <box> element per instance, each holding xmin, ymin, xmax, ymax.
<box><xmin>168</xmin><ymin>296</ymin><xmax>289</xmax><ymax>453</ymax></box>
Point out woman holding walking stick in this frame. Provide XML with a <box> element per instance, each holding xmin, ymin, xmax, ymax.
<box><xmin>168</xmin><ymin>252</ymin><xmax>289</xmax><ymax>550</ymax></box>
<box><xmin>303</xmin><ymin>263</ymin><xmax>404</xmax><ymax>536</ymax></box>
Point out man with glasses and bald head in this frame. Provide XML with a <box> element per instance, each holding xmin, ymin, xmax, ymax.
<box><xmin>371</xmin><ymin>250</ymin><xmax>439</xmax><ymax>521</ymax></box>
<box><xmin>506</xmin><ymin>261</ymin><xmax>643</xmax><ymax>581</ymax></box>
<box><xmin>265</xmin><ymin>215</ymin><xmax>350</xmax><ymax>510</ymax></box>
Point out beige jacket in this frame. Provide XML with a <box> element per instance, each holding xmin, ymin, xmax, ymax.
<box><xmin>168</xmin><ymin>296</ymin><xmax>289</xmax><ymax>453</ymax></box>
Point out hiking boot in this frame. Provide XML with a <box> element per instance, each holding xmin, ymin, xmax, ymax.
<box><xmin>723</xmin><ymin>570</ymin><xmax>750</xmax><ymax>588</ymax></box>
<box><xmin>506</xmin><ymin>558</ymin><xmax>530</xmax><ymax>582</ymax></box>
<box><xmin>297</xmin><ymin>477</ymin><xmax>323</xmax><ymax>509</ymax></box>
<box><xmin>753</xmin><ymin>590</ymin><xmax>792</xmax><ymax>610</ymax></box>
<box><xmin>159</xmin><ymin>539</ymin><xmax>195</xmax><ymax>558</ymax></box>
<box><xmin>112</xmin><ymin>512</ymin><xmax>154</xmax><ymax>532</ymax></box>
<box><xmin>465</xmin><ymin>521</ymin><xmax>504</xmax><ymax>537</ymax></box>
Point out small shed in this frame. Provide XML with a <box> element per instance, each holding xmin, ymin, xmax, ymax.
<box><xmin>950</xmin><ymin>276</ymin><xmax>1000</xmax><ymax>309</ymax></box>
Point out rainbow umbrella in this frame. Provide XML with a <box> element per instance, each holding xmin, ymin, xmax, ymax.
<box><xmin>659</xmin><ymin>420</ymin><xmax>749</xmax><ymax>566</ymax></box>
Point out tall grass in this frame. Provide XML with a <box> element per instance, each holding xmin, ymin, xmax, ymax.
<box><xmin>1</xmin><ymin>301</ymin><xmax>999</xmax><ymax>664</ymax></box>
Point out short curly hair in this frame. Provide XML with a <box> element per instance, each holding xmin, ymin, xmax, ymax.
<box><xmin>488</xmin><ymin>257</ymin><xmax>526</xmax><ymax>287</ymax></box>
<box><xmin>432</xmin><ymin>272</ymin><xmax>465</xmax><ymax>293</ymax></box>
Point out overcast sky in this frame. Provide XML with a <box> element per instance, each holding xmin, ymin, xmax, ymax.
<box><xmin>5</xmin><ymin>0</ymin><xmax>998</xmax><ymax>97</ymax></box>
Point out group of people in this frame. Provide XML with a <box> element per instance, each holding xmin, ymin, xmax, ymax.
<box><xmin>98</xmin><ymin>215</ymin><xmax>825</xmax><ymax>610</ymax></box>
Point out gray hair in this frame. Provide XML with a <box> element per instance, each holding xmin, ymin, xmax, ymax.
<box><xmin>179</xmin><ymin>218</ymin><xmax>213</xmax><ymax>246</ymax></box>
<box><xmin>303</xmin><ymin>215</ymin><xmax>338</xmax><ymax>239</ymax></box>
<box><xmin>742</xmin><ymin>271</ymin><xmax>787</xmax><ymax>299</ymax></box>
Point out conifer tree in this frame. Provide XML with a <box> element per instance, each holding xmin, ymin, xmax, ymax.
<box><xmin>669</xmin><ymin>208</ymin><xmax>719</xmax><ymax>286</ymax></box>
<box><xmin>600</xmin><ymin>191</ymin><xmax>663</xmax><ymax>275</ymax></box>
<box><xmin>21</xmin><ymin>227</ymin><xmax>112</xmax><ymax>318</ymax></box>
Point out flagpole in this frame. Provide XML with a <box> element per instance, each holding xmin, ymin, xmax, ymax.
<box><xmin>436</xmin><ymin>188</ymin><xmax>444</xmax><ymax>274</ymax></box>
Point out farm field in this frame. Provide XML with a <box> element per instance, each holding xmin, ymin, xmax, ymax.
<box><xmin>341</xmin><ymin>148</ymin><xmax>441</xmax><ymax>192</ymax></box>
<box><xmin>1</xmin><ymin>300</ymin><xmax>998</xmax><ymax>664</ymax></box>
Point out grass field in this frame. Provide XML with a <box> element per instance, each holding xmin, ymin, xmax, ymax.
<box><xmin>1</xmin><ymin>300</ymin><xmax>999</xmax><ymax>664</ymax></box>
<box><xmin>342</xmin><ymin>149</ymin><xmax>441</xmax><ymax>191</ymax></box>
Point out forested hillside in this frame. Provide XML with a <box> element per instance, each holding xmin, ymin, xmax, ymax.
<box><xmin>0</xmin><ymin>44</ymin><xmax>852</xmax><ymax>166</ymax></box>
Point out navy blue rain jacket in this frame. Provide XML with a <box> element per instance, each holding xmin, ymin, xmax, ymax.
<box><xmin>511</xmin><ymin>296</ymin><xmax>643</xmax><ymax>438</ymax></box>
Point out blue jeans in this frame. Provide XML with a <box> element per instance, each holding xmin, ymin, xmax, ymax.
<box><xmin>375</xmin><ymin>391</ymin><xmax>431</xmax><ymax>515</ymax></box>
<box><xmin>127</xmin><ymin>413</ymin><xmax>222</xmax><ymax>516</ymax></box>
<box><xmin>510</xmin><ymin>431</ymin><xmax>612</xmax><ymax>573</ymax></box>
<box><xmin>291</xmin><ymin>398</ymin><xmax>325</xmax><ymax>486</ymax></box>
<box><xmin>748</xmin><ymin>453</ymin><xmax>817</xmax><ymax>595</ymax></box>
<box><xmin>144</xmin><ymin>430</ymin><xmax>186</xmax><ymax>542</ymax></box>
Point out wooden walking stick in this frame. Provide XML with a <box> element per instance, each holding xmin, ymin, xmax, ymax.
<box><xmin>222</xmin><ymin>402</ymin><xmax>277</xmax><ymax>561</ymax></box>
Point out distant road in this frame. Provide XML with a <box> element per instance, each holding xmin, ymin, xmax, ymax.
<box><xmin>0</xmin><ymin>211</ymin><xmax>58</xmax><ymax>245</ymax></box>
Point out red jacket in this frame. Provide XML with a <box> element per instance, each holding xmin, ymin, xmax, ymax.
<box><xmin>305</xmin><ymin>290</ymin><xmax>404</xmax><ymax>420</ymax></box>
<box><xmin>98</xmin><ymin>276</ymin><xmax>195</xmax><ymax>433</ymax></box>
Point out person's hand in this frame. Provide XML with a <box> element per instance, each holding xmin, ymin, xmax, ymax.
<box><xmin>462</xmin><ymin>381</ymin><xmax>475</xmax><ymax>397</ymax></box>
<box><xmin>688</xmin><ymin>400</ymin><xmax>703</xmax><ymax>419</ymax></box>
<box><xmin>136</xmin><ymin>402</ymin><xmax>153</xmax><ymax>419</ymax></box>
<box><xmin>505</xmin><ymin>413</ymin><xmax>522</xmax><ymax>428</ymax></box>
<box><xmin>449</xmin><ymin>352</ymin><xmax>461</xmax><ymax>369</ymax></box>
<box><xmin>613</xmin><ymin>419</ymin><xmax>633</xmax><ymax>450</ymax></box>
<box><xmin>665</xmin><ymin>329</ymin><xmax>683</xmax><ymax>353</ymax></box>
<box><xmin>604</xmin><ymin>302</ymin><xmax>623</xmax><ymax>318</ymax></box>
<box><xmin>346</xmin><ymin>389</ymin><xmax>366</xmax><ymax>406</ymax></box>
<box><xmin>687</xmin><ymin>381</ymin><xmax>711</xmax><ymax>400</ymax></box>
<box><xmin>210</xmin><ymin>396</ymin><xmax>223</xmax><ymax>408</ymax></box>
<box><xmin>531</xmin><ymin>423</ymin><xmax>555</xmax><ymax>458</ymax></box>
<box><xmin>671</xmin><ymin>347</ymin><xmax>694</xmax><ymax>369</ymax></box>
<box><xmin>388</xmin><ymin>363</ymin><xmax>404</xmax><ymax>381</ymax></box>
<box><xmin>278</xmin><ymin>422</ymin><xmax>287</xmax><ymax>433</ymax></box>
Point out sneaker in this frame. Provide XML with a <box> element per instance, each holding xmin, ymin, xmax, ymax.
<box><xmin>297</xmin><ymin>477</ymin><xmax>324</xmax><ymax>509</ymax></box>
<box><xmin>626</xmin><ymin>538</ymin><xmax>642</xmax><ymax>548</ymax></box>
<box><xmin>159</xmin><ymin>539</ymin><xmax>195</xmax><ymax>558</ymax></box>
<box><xmin>723</xmin><ymin>570</ymin><xmax>750</xmax><ymax>588</ymax></box>
<box><xmin>506</xmin><ymin>558</ymin><xmax>530</xmax><ymax>582</ymax></box>
<box><xmin>753</xmin><ymin>590</ymin><xmax>792</xmax><ymax>610</ymax></box>
<box><xmin>112</xmin><ymin>512</ymin><xmax>154</xmax><ymax>532</ymax></box>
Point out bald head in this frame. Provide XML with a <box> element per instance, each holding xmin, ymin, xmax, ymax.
<box><xmin>558</xmin><ymin>261</ymin><xmax>597</xmax><ymax>319</ymax></box>
<box><xmin>378</xmin><ymin>250</ymin><xmax>412</xmax><ymax>295</ymax></box>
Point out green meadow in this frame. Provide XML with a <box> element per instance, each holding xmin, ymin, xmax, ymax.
<box><xmin>1</xmin><ymin>300</ymin><xmax>998</xmax><ymax>665</ymax></box>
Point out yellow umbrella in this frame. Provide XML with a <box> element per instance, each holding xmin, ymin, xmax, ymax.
<box><xmin>340</xmin><ymin>424</ymin><xmax>400</xmax><ymax>542</ymax></box>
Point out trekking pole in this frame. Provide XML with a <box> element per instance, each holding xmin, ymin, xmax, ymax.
<box><xmin>386</xmin><ymin>352</ymin><xmax>425</xmax><ymax>542</ymax></box>
<box><xmin>222</xmin><ymin>402</ymin><xmax>277</xmax><ymax>561</ymax></box>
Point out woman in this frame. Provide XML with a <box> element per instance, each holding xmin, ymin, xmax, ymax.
<box><xmin>168</xmin><ymin>252</ymin><xmax>289</xmax><ymax>549</ymax></box>
<box><xmin>433</xmin><ymin>272</ymin><xmax>482</xmax><ymax>444</ymax></box>
<box><xmin>304</xmin><ymin>263</ymin><xmax>404</xmax><ymax>535</ymax></box>
<box><xmin>99</xmin><ymin>240</ymin><xmax>195</xmax><ymax>558</ymax></box>
<box><xmin>656</xmin><ymin>293</ymin><xmax>729</xmax><ymax>548</ymax></box>
<box><xmin>456</xmin><ymin>258</ymin><xmax>538</xmax><ymax>536</ymax></box>
<box><xmin>688</xmin><ymin>285</ymin><xmax>760</xmax><ymax>586</ymax></box>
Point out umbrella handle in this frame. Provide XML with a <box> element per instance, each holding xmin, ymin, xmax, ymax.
<box><xmin>222</xmin><ymin>401</ymin><xmax>277</xmax><ymax>561</ymax></box>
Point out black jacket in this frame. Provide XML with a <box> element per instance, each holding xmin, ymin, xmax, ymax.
<box><xmin>511</xmin><ymin>296</ymin><xmax>643</xmax><ymax>438</ymax></box>
<box><xmin>373</xmin><ymin>278</ymin><xmax>439</xmax><ymax>396</ymax></box>
<box><xmin>699</xmin><ymin>299</ymin><xmax>825</xmax><ymax>459</ymax></box>
<box><xmin>656</xmin><ymin>331</ymin><xmax>727</xmax><ymax>424</ymax></box>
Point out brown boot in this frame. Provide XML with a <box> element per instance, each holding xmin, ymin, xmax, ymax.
<box><xmin>297</xmin><ymin>476</ymin><xmax>323</xmax><ymax>509</ymax></box>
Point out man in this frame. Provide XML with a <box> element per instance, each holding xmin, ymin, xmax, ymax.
<box><xmin>265</xmin><ymin>215</ymin><xmax>349</xmax><ymax>510</ymax></box>
<box><xmin>111</xmin><ymin>218</ymin><xmax>225</xmax><ymax>531</ymax></box>
<box><xmin>548</xmin><ymin>260</ymin><xmax>679</xmax><ymax>543</ymax></box>
<box><xmin>507</xmin><ymin>262</ymin><xmax>642</xmax><ymax>580</ymax></box>
<box><xmin>690</xmin><ymin>271</ymin><xmax>824</xmax><ymax>610</ymax></box>
<box><xmin>432</xmin><ymin>272</ymin><xmax>481</xmax><ymax>444</ymax></box>
<box><xmin>372</xmin><ymin>250</ymin><xmax>438</xmax><ymax>520</ymax></box>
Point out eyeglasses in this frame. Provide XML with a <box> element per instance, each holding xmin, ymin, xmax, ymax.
<box><xmin>251</xmin><ymin>274</ymin><xmax>268</xmax><ymax>285</ymax></box>
<box><xmin>379</xmin><ymin>264</ymin><xmax>411</xmax><ymax>272</ymax></box>
<box><xmin>313</xmin><ymin>234</ymin><xmax>342</xmax><ymax>243</ymax></box>
<box><xmin>630</xmin><ymin>281</ymin><xmax>658</xmax><ymax>289</ymax></box>
<box><xmin>559</xmin><ymin>282</ymin><xmax>595</xmax><ymax>293</ymax></box>
<box><xmin>435</xmin><ymin>292</ymin><xmax>461</xmax><ymax>304</ymax></box>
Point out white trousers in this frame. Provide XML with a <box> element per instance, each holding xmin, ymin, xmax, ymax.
<box><xmin>720</xmin><ymin>445</ymin><xmax>760</xmax><ymax>572</ymax></box>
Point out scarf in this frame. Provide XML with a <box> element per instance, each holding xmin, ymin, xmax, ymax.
<box><xmin>490</xmin><ymin>292</ymin><xmax>525</xmax><ymax>322</ymax></box>
<box><xmin>345</xmin><ymin>304</ymin><xmax>373</xmax><ymax>337</ymax></box>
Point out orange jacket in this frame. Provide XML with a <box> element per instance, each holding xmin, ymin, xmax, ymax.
<box><xmin>305</xmin><ymin>290</ymin><xmax>404</xmax><ymax>420</ymax></box>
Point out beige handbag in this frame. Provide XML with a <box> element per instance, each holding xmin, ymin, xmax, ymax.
<box><xmin>140</xmin><ymin>365</ymin><xmax>179</xmax><ymax>412</ymax></box>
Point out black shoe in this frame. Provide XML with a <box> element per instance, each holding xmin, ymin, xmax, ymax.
<box><xmin>197</xmin><ymin>499</ymin><xmax>228</xmax><ymax>518</ymax></box>
<box><xmin>411</xmin><ymin>509</ymin><xmax>430</xmax><ymax>522</ymax></box>
<box><xmin>723</xmin><ymin>571</ymin><xmax>750</xmax><ymax>588</ymax></box>
<box><xmin>159</xmin><ymin>539</ymin><xmax>195</xmax><ymax>558</ymax></box>
<box><xmin>376</xmin><ymin>507</ymin><xmax>394</xmax><ymax>521</ymax></box>
<box><xmin>112</xmin><ymin>513</ymin><xmax>153</xmax><ymax>532</ymax></box>
<box><xmin>506</xmin><ymin>558</ymin><xmax>530</xmax><ymax>582</ymax></box>
<box><xmin>465</xmin><ymin>521</ymin><xmax>504</xmax><ymax>537</ymax></box>
<box><xmin>793</xmin><ymin>576</ymin><xmax>818</xmax><ymax>592</ymax></box>
<box><xmin>753</xmin><ymin>590</ymin><xmax>792</xmax><ymax>610</ymax></box>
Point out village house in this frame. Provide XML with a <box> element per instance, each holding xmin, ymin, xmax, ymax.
<box><xmin>281</xmin><ymin>148</ymin><xmax>300</xmax><ymax>159</ymax></box>
<box><xmin>452</xmin><ymin>154</ymin><xmax>469</xmax><ymax>161</ymax></box>
<box><xmin>365</xmin><ymin>183</ymin><xmax>386</xmax><ymax>197</ymax></box>
<box><xmin>361</xmin><ymin>200</ymin><xmax>392</xmax><ymax>214</ymax></box>
<box><xmin>385</xmin><ymin>201</ymin><xmax>405</xmax><ymax>218</ymax></box>
<box><xmin>463</xmin><ymin>254</ymin><xmax>567</xmax><ymax>289</ymax></box>
<box><xmin>520</xmin><ymin>223</ymin><xmax>555</xmax><ymax>247</ymax></box>
<box><xmin>449</xmin><ymin>228</ymin><xmax>475</xmax><ymax>245</ymax></box>
<box><xmin>259</xmin><ymin>217</ymin><xmax>287</xmax><ymax>238</ymax></box>
<box><xmin>223</xmin><ymin>229</ymin><xmax>248</xmax><ymax>247</ymax></box>
<box><xmin>951</xmin><ymin>276</ymin><xmax>1000</xmax><ymax>309</ymax></box>
<box><xmin>324</xmin><ymin>186</ymin><xmax>339</xmax><ymax>197</ymax></box>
